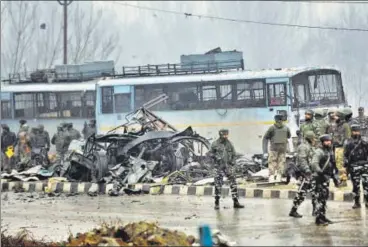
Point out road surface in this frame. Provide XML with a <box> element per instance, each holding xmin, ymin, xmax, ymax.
<box><xmin>1</xmin><ymin>193</ymin><xmax>367</xmax><ymax>246</ymax></box>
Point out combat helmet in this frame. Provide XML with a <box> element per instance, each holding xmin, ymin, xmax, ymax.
<box><xmin>314</xmin><ymin>108</ymin><xmax>325</xmax><ymax>118</ymax></box>
<box><xmin>343</xmin><ymin>107</ymin><xmax>353</xmax><ymax>118</ymax></box>
<box><xmin>319</xmin><ymin>134</ymin><xmax>332</xmax><ymax>142</ymax></box>
<box><xmin>219</xmin><ymin>129</ymin><xmax>229</xmax><ymax>136</ymax></box>
<box><xmin>304</xmin><ymin>130</ymin><xmax>315</xmax><ymax>141</ymax></box>
<box><xmin>274</xmin><ymin>114</ymin><xmax>283</xmax><ymax>121</ymax></box>
<box><xmin>335</xmin><ymin>109</ymin><xmax>345</xmax><ymax>119</ymax></box>
<box><xmin>351</xmin><ymin>124</ymin><xmax>361</xmax><ymax>132</ymax></box>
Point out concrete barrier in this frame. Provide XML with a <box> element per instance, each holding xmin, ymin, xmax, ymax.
<box><xmin>0</xmin><ymin>180</ymin><xmax>355</xmax><ymax>202</ymax></box>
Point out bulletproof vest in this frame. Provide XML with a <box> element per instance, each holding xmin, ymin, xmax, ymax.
<box><xmin>273</xmin><ymin>125</ymin><xmax>288</xmax><ymax>144</ymax></box>
<box><xmin>301</xmin><ymin>121</ymin><xmax>315</xmax><ymax>137</ymax></box>
<box><xmin>69</xmin><ymin>129</ymin><xmax>80</xmax><ymax>140</ymax></box>
<box><xmin>348</xmin><ymin>139</ymin><xmax>368</xmax><ymax>162</ymax></box>
<box><xmin>34</xmin><ymin>133</ymin><xmax>46</xmax><ymax>148</ymax></box>
<box><xmin>54</xmin><ymin>132</ymin><xmax>65</xmax><ymax>151</ymax></box>
<box><xmin>317</xmin><ymin>149</ymin><xmax>334</xmax><ymax>175</ymax></box>
<box><xmin>315</xmin><ymin>119</ymin><xmax>328</xmax><ymax>137</ymax></box>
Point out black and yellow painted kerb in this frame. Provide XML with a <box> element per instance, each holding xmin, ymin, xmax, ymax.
<box><xmin>0</xmin><ymin>180</ymin><xmax>356</xmax><ymax>202</ymax></box>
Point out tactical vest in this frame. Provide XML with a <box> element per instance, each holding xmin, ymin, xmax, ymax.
<box><xmin>34</xmin><ymin>134</ymin><xmax>46</xmax><ymax>148</ymax></box>
<box><xmin>273</xmin><ymin>125</ymin><xmax>288</xmax><ymax>144</ymax></box>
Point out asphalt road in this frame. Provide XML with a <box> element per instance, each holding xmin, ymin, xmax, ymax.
<box><xmin>1</xmin><ymin>193</ymin><xmax>367</xmax><ymax>246</ymax></box>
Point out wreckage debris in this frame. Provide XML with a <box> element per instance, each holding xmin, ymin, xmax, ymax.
<box><xmin>1</xmin><ymin>221</ymin><xmax>235</xmax><ymax>247</ymax></box>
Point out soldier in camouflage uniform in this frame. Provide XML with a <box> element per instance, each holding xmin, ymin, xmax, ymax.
<box><xmin>326</xmin><ymin>108</ymin><xmax>336</xmax><ymax>135</ymax></box>
<box><xmin>352</xmin><ymin>107</ymin><xmax>368</xmax><ymax>137</ymax></box>
<box><xmin>314</xmin><ymin>109</ymin><xmax>330</xmax><ymax>139</ymax></box>
<box><xmin>344</xmin><ymin>124</ymin><xmax>368</xmax><ymax>209</ymax></box>
<box><xmin>52</xmin><ymin>125</ymin><xmax>68</xmax><ymax>175</ymax></box>
<box><xmin>332</xmin><ymin>109</ymin><xmax>351</xmax><ymax>186</ymax></box>
<box><xmin>300</xmin><ymin>110</ymin><xmax>318</xmax><ymax>138</ymax></box>
<box><xmin>210</xmin><ymin>129</ymin><xmax>244</xmax><ymax>210</ymax></box>
<box><xmin>311</xmin><ymin>134</ymin><xmax>335</xmax><ymax>226</ymax></box>
<box><xmin>82</xmin><ymin>119</ymin><xmax>96</xmax><ymax>139</ymax></box>
<box><xmin>343</xmin><ymin>107</ymin><xmax>354</xmax><ymax>128</ymax></box>
<box><xmin>289</xmin><ymin>131</ymin><xmax>317</xmax><ymax>218</ymax></box>
<box><xmin>263</xmin><ymin>114</ymin><xmax>291</xmax><ymax>182</ymax></box>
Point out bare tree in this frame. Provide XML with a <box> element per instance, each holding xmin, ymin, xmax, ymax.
<box><xmin>67</xmin><ymin>2</ymin><xmax>121</xmax><ymax>64</ymax></box>
<box><xmin>2</xmin><ymin>2</ymin><xmax>39</xmax><ymax>75</ymax></box>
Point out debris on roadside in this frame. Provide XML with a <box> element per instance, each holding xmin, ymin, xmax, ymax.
<box><xmin>1</xmin><ymin>221</ymin><xmax>235</xmax><ymax>246</ymax></box>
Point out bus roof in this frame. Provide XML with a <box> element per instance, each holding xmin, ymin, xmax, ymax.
<box><xmin>1</xmin><ymin>81</ymin><xmax>97</xmax><ymax>93</ymax></box>
<box><xmin>97</xmin><ymin>66</ymin><xmax>339</xmax><ymax>87</ymax></box>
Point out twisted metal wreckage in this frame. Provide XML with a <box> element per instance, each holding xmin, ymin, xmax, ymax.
<box><xmin>2</xmin><ymin>95</ymin><xmax>299</xmax><ymax>190</ymax></box>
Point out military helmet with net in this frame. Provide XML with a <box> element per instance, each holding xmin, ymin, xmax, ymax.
<box><xmin>343</xmin><ymin>107</ymin><xmax>353</xmax><ymax>117</ymax></box>
<box><xmin>305</xmin><ymin>109</ymin><xmax>314</xmax><ymax>115</ymax></box>
<box><xmin>335</xmin><ymin>109</ymin><xmax>345</xmax><ymax>118</ymax></box>
<box><xmin>304</xmin><ymin>130</ymin><xmax>315</xmax><ymax>141</ymax></box>
<box><xmin>219</xmin><ymin>129</ymin><xmax>229</xmax><ymax>136</ymax></box>
<box><xmin>314</xmin><ymin>108</ymin><xmax>324</xmax><ymax>117</ymax></box>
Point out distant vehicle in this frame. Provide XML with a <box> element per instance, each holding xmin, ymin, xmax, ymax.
<box><xmin>0</xmin><ymin>81</ymin><xmax>97</xmax><ymax>142</ymax></box>
<box><xmin>95</xmin><ymin>63</ymin><xmax>347</xmax><ymax>154</ymax></box>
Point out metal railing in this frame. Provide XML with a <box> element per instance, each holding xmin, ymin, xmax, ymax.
<box><xmin>121</xmin><ymin>59</ymin><xmax>244</xmax><ymax>78</ymax></box>
<box><xmin>2</xmin><ymin>59</ymin><xmax>245</xmax><ymax>84</ymax></box>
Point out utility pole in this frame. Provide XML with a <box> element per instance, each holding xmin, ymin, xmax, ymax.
<box><xmin>57</xmin><ymin>0</ymin><xmax>73</xmax><ymax>65</ymax></box>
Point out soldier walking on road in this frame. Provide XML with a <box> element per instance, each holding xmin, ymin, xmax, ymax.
<box><xmin>289</xmin><ymin>131</ymin><xmax>317</xmax><ymax>218</ymax></box>
<box><xmin>263</xmin><ymin>114</ymin><xmax>291</xmax><ymax>182</ymax></box>
<box><xmin>344</xmin><ymin>107</ymin><xmax>354</xmax><ymax>128</ymax></box>
<box><xmin>344</xmin><ymin>124</ymin><xmax>368</xmax><ymax>209</ymax></box>
<box><xmin>332</xmin><ymin>109</ymin><xmax>351</xmax><ymax>187</ymax></box>
<box><xmin>210</xmin><ymin>129</ymin><xmax>244</xmax><ymax>210</ymax></box>
<box><xmin>326</xmin><ymin>108</ymin><xmax>336</xmax><ymax>135</ymax></box>
<box><xmin>311</xmin><ymin>134</ymin><xmax>335</xmax><ymax>226</ymax></box>
<box><xmin>353</xmin><ymin>107</ymin><xmax>368</xmax><ymax>137</ymax></box>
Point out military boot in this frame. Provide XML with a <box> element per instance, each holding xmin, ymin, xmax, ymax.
<box><xmin>214</xmin><ymin>197</ymin><xmax>220</xmax><ymax>210</ymax></box>
<box><xmin>233</xmin><ymin>198</ymin><xmax>244</xmax><ymax>209</ymax></box>
<box><xmin>322</xmin><ymin>215</ymin><xmax>333</xmax><ymax>224</ymax></box>
<box><xmin>315</xmin><ymin>216</ymin><xmax>328</xmax><ymax>226</ymax></box>
<box><xmin>289</xmin><ymin>207</ymin><xmax>302</xmax><ymax>218</ymax></box>
<box><xmin>352</xmin><ymin>197</ymin><xmax>361</xmax><ymax>209</ymax></box>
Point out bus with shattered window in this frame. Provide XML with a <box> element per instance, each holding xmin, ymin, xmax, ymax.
<box><xmin>95</xmin><ymin>62</ymin><xmax>347</xmax><ymax>154</ymax></box>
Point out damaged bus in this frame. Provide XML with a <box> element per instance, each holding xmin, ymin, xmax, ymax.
<box><xmin>95</xmin><ymin>64</ymin><xmax>347</xmax><ymax>155</ymax></box>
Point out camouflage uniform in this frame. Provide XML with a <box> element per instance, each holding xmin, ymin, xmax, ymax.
<box><xmin>210</xmin><ymin>129</ymin><xmax>244</xmax><ymax>209</ymax></box>
<box><xmin>332</xmin><ymin>110</ymin><xmax>351</xmax><ymax>183</ymax></box>
<box><xmin>82</xmin><ymin>120</ymin><xmax>96</xmax><ymax>139</ymax></box>
<box><xmin>38</xmin><ymin>124</ymin><xmax>51</xmax><ymax>151</ymax></box>
<box><xmin>326</xmin><ymin>108</ymin><xmax>336</xmax><ymax>135</ymax></box>
<box><xmin>51</xmin><ymin>126</ymin><xmax>68</xmax><ymax>172</ymax></box>
<box><xmin>311</xmin><ymin>134</ymin><xmax>335</xmax><ymax>225</ymax></box>
<box><xmin>300</xmin><ymin>110</ymin><xmax>318</xmax><ymax>139</ymax></box>
<box><xmin>352</xmin><ymin>107</ymin><xmax>368</xmax><ymax>137</ymax></box>
<box><xmin>314</xmin><ymin>109</ymin><xmax>330</xmax><ymax>139</ymax></box>
<box><xmin>289</xmin><ymin>131</ymin><xmax>317</xmax><ymax>218</ymax></box>
<box><xmin>344</xmin><ymin>124</ymin><xmax>368</xmax><ymax>208</ymax></box>
<box><xmin>263</xmin><ymin>115</ymin><xmax>291</xmax><ymax>180</ymax></box>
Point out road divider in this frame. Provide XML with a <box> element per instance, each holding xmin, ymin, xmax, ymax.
<box><xmin>0</xmin><ymin>180</ymin><xmax>355</xmax><ymax>202</ymax></box>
